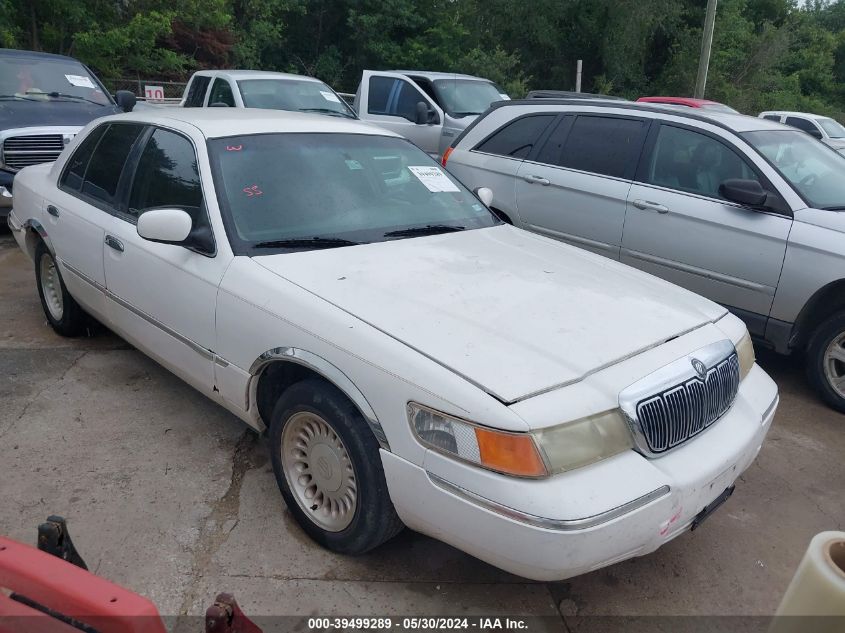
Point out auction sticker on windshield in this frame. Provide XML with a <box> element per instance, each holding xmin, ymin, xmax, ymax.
<box><xmin>407</xmin><ymin>166</ymin><xmax>460</xmax><ymax>192</ymax></box>
<box><xmin>320</xmin><ymin>91</ymin><xmax>342</xmax><ymax>103</ymax></box>
<box><xmin>65</xmin><ymin>74</ymin><xmax>96</xmax><ymax>89</ymax></box>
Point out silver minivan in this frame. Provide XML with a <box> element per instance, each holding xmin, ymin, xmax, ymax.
<box><xmin>444</xmin><ymin>99</ymin><xmax>845</xmax><ymax>413</ymax></box>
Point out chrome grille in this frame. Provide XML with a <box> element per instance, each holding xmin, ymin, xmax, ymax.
<box><xmin>3</xmin><ymin>135</ymin><xmax>66</xmax><ymax>171</ymax></box>
<box><xmin>636</xmin><ymin>353</ymin><xmax>740</xmax><ymax>453</ymax></box>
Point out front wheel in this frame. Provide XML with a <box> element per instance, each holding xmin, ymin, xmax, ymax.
<box><xmin>269</xmin><ymin>379</ymin><xmax>403</xmax><ymax>554</ymax></box>
<box><xmin>806</xmin><ymin>312</ymin><xmax>845</xmax><ymax>413</ymax></box>
<box><xmin>34</xmin><ymin>242</ymin><xmax>87</xmax><ymax>337</ymax></box>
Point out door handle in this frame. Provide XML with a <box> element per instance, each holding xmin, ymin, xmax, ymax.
<box><xmin>523</xmin><ymin>174</ymin><xmax>550</xmax><ymax>186</ymax></box>
<box><xmin>46</xmin><ymin>205</ymin><xmax>60</xmax><ymax>218</ymax></box>
<box><xmin>104</xmin><ymin>235</ymin><xmax>124</xmax><ymax>252</ymax></box>
<box><xmin>632</xmin><ymin>199</ymin><xmax>669</xmax><ymax>214</ymax></box>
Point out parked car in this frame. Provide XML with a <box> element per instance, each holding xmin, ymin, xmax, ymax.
<box><xmin>443</xmin><ymin>98</ymin><xmax>845</xmax><ymax>411</ymax></box>
<box><xmin>0</xmin><ymin>48</ymin><xmax>136</xmax><ymax>221</ymax></box>
<box><xmin>7</xmin><ymin>108</ymin><xmax>776</xmax><ymax>581</ymax></box>
<box><xmin>354</xmin><ymin>70</ymin><xmax>508</xmax><ymax>157</ymax></box>
<box><xmin>759</xmin><ymin>111</ymin><xmax>845</xmax><ymax>153</ymax></box>
<box><xmin>181</xmin><ymin>70</ymin><xmax>356</xmax><ymax>119</ymax></box>
<box><xmin>637</xmin><ymin>96</ymin><xmax>739</xmax><ymax>114</ymax></box>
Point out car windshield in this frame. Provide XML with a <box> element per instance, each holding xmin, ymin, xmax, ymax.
<box><xmin>818</xmin><ymin>117</ymin><xmax>845</xmax><ymax>139</ymax></box>
<box><xmin>432</xmin><ymin>79</ymin><xmax>505</xmax><ymax>117</ymax></box>
<box><xmin>700</xmin><ymin>103</ymin><xmax>739</xmax><ymax>114</ymax></box>
<box><xmin>0</xmin><ymin>55</ymin><xmax>111</xmax><ymax>105</ymax></box>
<box><xmin>743</xmin><ymin>129</ymin><xmax>845</xmax><ymax>209</ymax></box>
<box><xmin>208</xmin><ymin>133</ymin><xmax>498</xmax><ymax>253</ymax></box>
<box><xmin>237</xmin><ymin>79</ymin><xmax>355</xmax><ymax>118</ymax></box>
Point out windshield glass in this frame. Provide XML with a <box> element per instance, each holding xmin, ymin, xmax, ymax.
<box><xmin>818</xmin><ymin>117</ymin><xmax>845</xmax><ymax>139</ymax></box>
<box><xmin>743</xmin><ymin>129</ymin><xmax>845</xmax><ymax>209</ymax></box>
<box><xmin>208</xmin><ymin>133</ymin><xmax>498</xmax><ymax>253</ymax></box>
<box><xmin>0</xmin><ymin>55</ymin><xmax>110</xmax><ymax>105</ymax></box>
<box><xmin>237</xmin><ymin>79</ymin><xmax>355</xmax><ymax>117</ymax></box>
<box><xmin>432</xmin><ymin>79</ymin><xmax>505</xmax><ymax>117</ymax></box>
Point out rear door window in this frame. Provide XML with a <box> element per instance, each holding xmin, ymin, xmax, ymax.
<box><xmin>475</xmin><ymin>115</ymin><xmax>556</xmax><ymax>159</ymax></box>
<box><xmin>61</xmin><ymin>124</ymin><xmax>107</xmax><ymax>192</ymax></box>
<box><xmin>537</xmin><ymin>115</ymin><xmax>646</xmax><ymax>179</ymax></box>
<box><xmin>184</xmin><ymin>76</ymin><xmax>211</xmax><ymax>107</ymax></box>
<box><xmin>78</xmin><ymin>123</ymin><xmax>144</xmax><ymax>207</ymax></box>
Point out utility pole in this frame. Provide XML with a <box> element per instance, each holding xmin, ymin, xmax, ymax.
<box><xmin>694</xmin><ymin>0</ymin><xmax>718</xmax><ymax>98</ymax></box>
<box><xmin>575</xmin><ymin>59</ymin><xmax>582</xmax><ymax>93</ymax></box>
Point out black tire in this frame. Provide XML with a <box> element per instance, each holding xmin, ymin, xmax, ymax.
<box><xmin>806</xmin><ymin>311</ymin><xmax>845</xmax><ymax>413</ymax></box>
<box><xmin>34</xmin><ymin>241</ymin><xmax>87</xmax><ymax>337</ymax></box>
<box><xmin>269</xmin><ymin>378</ymin><xmax>403</xmax><ymax>554</ymax></box>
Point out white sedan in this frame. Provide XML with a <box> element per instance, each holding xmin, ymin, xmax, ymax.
<box><xmin>7</xmin><ymin>109</ymin><xmax>778</xmax><ymax>581</ymax></box>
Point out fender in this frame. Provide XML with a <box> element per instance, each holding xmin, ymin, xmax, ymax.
<box><xmin>248</xmin><ymin>347</ymin><xmax>389</xmax><ymax>449</ymax></box>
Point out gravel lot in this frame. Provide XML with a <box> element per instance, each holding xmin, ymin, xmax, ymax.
<box><xmin>1</xmin><ymin>229</ymin><xmax>842</xmax><ymax>627</ymax></box>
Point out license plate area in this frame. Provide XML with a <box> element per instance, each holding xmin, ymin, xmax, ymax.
<box><xmin>691</xmin><ymin>485</ymin><xmax>735</xmax><ymax>531</ymax></box>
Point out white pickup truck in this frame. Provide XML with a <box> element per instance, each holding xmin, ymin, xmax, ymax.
<box><xmin>180</xmin><ymin>69</ymin><xmax>357</xmax><ymax>119</ymax></box>
<box><xmin>353</xmin><ymin>70</ymin><xmax>509</xmax><ymax>156</ymax></box>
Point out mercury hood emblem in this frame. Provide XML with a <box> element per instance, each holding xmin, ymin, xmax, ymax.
<box><xmin>691</xmin><ymin>357</ymin><xmax>708</xmax><ymax>380</ymax></box>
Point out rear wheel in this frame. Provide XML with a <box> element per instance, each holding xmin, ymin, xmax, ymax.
<box><xmin>269</xmin><ymin>379</ymin><xmax>403</xmax><ymax>554</ymax></box>
<box><xmin>806</xmin><ymin>312</ymin><xmax>845</xmax><ymax>413</ymax></box>
<box><xmin>34</xmin><ymin>242</ymin><xmax>87</xmax><ymax>337</ymax></box>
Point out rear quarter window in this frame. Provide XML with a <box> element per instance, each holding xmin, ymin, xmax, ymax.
<box><xmin>474</xmin><ymin>114</ymin><xmax>556</xmax><ymax>159</ymax></box>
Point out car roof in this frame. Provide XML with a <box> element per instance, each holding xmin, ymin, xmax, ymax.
<box><xmin>388</xmin><ymin>70</ymin><xmax>491</xmax><ymax>82</ymax></box>
<box><xmin>0</xmin><ymin>47</ymin><xmax>81</xmax><ymax>63</ymax></box>
<box><xmin>636</xmin><ymin>96</ymin><xmax>725</xmax><ymax>107</ymax></box>
<box><xmin>478</xmin><ymin>99</ymin><xmax>788</xmax><ymax>134</ymax></box>
<box><xmin>192</xmin><ymin>69</ymin><xmax>324</xmax><ymax>83</ymax></box>
<box><xmin>104</xmin><ymin>108</ymin><xmax>398</xmax><ymax>139</ymax></box>
<box><xmin>526</xmin><ymin>90</ymin><xmax>627</xmax><ymax>101</ymax></box>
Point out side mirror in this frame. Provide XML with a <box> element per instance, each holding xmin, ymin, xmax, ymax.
<box><xmin>415</xmin><ymin>101</ymin><xmax>430</xmax><ymax>125</ymax></box>
<box><xmin>114</xmin><ymin>90</ymin><xmax>136</xmax><ymax>113</ymax></box>
<box><xmin>807</xmin><ymin>128</ymin><xmax>824</xmax><ymax>140</ymax></box>
<box><xmin>475</xmin><ymin>187</ymin><xmax>494</xmax><ymax>207</ymax></box>
<box><xmin>209</xmin><ymin>102</ymin><xmax>230</xmax><ymax>108</ymax></box>
<box><xmin>719</xmin><ymin>179</ymin><xmax>767</xmax><ymax>207</ymax></box>
<box><xmin>137</xmin><ymin>208</ymin><xmax>192</xmax><ymax>243</ymax></box>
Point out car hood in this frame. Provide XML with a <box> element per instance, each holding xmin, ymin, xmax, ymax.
<box><xmin>0</xmin><ymin>100</ymin><xmax>119</xmax><ymax>128</ymax></box>
<box><xmin>254</xmin><ymin>226</ymin><xmax>726</xmax><ymax>403</ymax></box>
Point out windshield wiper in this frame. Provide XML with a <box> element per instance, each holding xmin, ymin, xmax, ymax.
<box><xmin>299</xmin><ymin>107</ymin><xmax>355</xmax><ymax>118</ymax></box>
<box><xmin>822</xmin><ymin>206</ymin><xmax>845</xmax><ymax>211</ymax></box>
<box><xmin>384</xmin><ymin>225</ymin><xmax>465</xmax><ymax>238</ymax></box>
<box><xmin>39</xmin><ymin>91</ymin><xmax>107</xmax><ymax>106</ymax></box>
<box><xmin>252</xmin><ymin>236</ymin><xmax>360</xmax><ymax>250</ymax></box>
<box><xmin>0</xmin><ymin>94</ymin><xmax>40</xmax><ymax>101</ymax></box>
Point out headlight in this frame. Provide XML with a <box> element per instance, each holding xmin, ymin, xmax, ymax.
<box><xmin>736</xmin><ymin>330</ymin><xmax>755</xmax><ymax>380</ymax></box>
<box><xmin>533</xmin><ymin>410</ymin><xmax>633</xmax><ymax>474</ymax></box>
<box><xmin>408</xmin><ymin>403</ymin><xmax>547</xmax><ymax>477</ymax></box>
<box><xmin>408</xmin><ymin>403</ymin><xmax>633</xmax><ymax>478</ymax></box>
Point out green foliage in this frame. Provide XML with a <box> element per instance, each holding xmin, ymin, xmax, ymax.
<box><xmin>6</xmin><ymin>0</ymin><xmax>845</xmax><ymax>118</ymax></box>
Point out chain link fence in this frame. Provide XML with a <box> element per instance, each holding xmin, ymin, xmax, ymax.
<box><xmin>102</xmin><ymin>78</ymin><xmax>187</xmax><ymax>104</ymax></box>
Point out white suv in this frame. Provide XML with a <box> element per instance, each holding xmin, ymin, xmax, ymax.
<box><xmin>8</xmin><ymin>108</ymin><xmax>776</xmax><ymax>581</ymax></box>
<box><xmin>444</xmin><ymin>99</ymin><xmax>845</xmax><ymax>412</ymax></box>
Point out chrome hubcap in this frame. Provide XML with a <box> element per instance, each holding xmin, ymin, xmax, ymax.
<box><xmin>39</xmin><ymin>254</ymin><xmax>64</xmax><ymax>321</ymax></box>
<box><xmin>824</xmin><ymin>332</ymin><xmax>845</xmax><ymax>398</ymax></box>
<box><xmin>281</xmin><ymin>411</ymin><xmax>357</xmax><ymax>532</ymax></box>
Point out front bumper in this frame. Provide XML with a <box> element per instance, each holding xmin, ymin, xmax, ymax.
<box><xmin>382</xmin><ymin>364</ymin><xmax>777</xmax><ymax>581</ymax></box>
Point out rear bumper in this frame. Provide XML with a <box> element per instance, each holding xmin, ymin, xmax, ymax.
<box><xmin>382</xmin><ymin>364</ymin><xmax>777</xmax><ymax>581</ymax></box>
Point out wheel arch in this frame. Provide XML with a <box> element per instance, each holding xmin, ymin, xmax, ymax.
<box><xmin>249</xmin><ymin>347</ymin><xmax>389</xmax><ymax>449</ymax></box>
<box><xmin>791</xmin><ymin>278</ymin><xmax>845</xmax><ymax>349</ymax></box>
<box><xmin>22</xmin><ymin>219</ymin><xmax>54</xmax><ymax>260</ymax></box>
